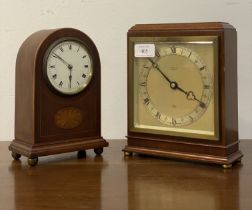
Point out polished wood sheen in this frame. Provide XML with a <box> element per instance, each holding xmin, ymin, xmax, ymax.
<box><xmin>9</xmin><ymin>28</ymin><xmax>108</xmax><ymax>163</ymax></box>
<box><xmin>0</xmin><ymin>140</ymin><xmax>252</xmax><ymax>210</ymax></box>
<box><xmin>125</xmin><ymin>22</ymin><xmax>242</xmax><ymax>166</ymax></box>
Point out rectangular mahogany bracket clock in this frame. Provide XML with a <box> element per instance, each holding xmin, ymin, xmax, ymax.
<box><xmin>123</xmin><ymin>22</ymin><xmax>243</xmax><ymax>168</ymax></box>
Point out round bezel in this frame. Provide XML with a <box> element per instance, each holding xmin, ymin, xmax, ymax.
<box><xmin>43</xmin><ymin>37</ymin><xmax>93</xmax><ymax>96</ymax></box>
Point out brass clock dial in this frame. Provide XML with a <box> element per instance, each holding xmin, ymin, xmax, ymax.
<box><xmin>44</xmin><ymin>39</ymin><xmax>93</xmax><ymax>95</ymax></box>
<box><xmin>131</xmin><ymin>37</ymin><xmax>219</xmax><ymax>140</ymax></box>
<box><xmin>138</xmin><ymin>45</ymin><xmax>212</xmax><ymax>127</ymax></box>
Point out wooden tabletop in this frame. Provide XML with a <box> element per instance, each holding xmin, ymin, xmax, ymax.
<box><xmin>0</xmin><ymin>140</ymin><xmax>251</xmax><ymax>210</ymax></box>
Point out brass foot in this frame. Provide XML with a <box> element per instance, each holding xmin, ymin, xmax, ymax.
<box><xmin>222</xmin><ymin>164</ymin><xmax>232</xmax><ymax>169</ymax></box>
<box><xmin>124</xmin><ymin>151</ymin><xmax>133</xmax><ymax>156</ymax></box>
<box><xmin>94</xmin><ymin>148</ymin><xmax>103</xmax><ymax>156</ymax></box>
<box><xmin>11</xmin><ymin>152</ymin><xmax>21</xmax><ymax>160</ymax></box>
<box><xmin>77</xmin><ymin>150</ymin><xmax>86</xmax><ymax>159</ymax></box>
<box><xmin>27</xmin><ymin>157</ymin><xmax>38</xmax><ymax>166</ymax></box>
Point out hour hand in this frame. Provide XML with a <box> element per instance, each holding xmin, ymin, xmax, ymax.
<box><xmin>186</xmin><ymin>91</ymin><xmax>197</xmax><ymax>101</ymax></box>
<box><xmin>69</xmin><ymin>70</ymin><xmax>72</xmax><ymax>88</ymax></box>
<box><xmin>186</xmin><ymin>91</ymin><xmax>206</xmax><ymax>107</ymax></box>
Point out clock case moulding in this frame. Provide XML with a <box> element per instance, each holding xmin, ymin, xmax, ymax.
<box><xmin>123</xmin><ymin>22</ymin><xmax>243</xmax><ymax>167</ymax></box>
<box><xmin>9</xmin><ymin>28</ymin><xmax>108</xmax><ymax>163</ymax></box>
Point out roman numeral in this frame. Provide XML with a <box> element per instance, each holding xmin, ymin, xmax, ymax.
<box><xmin>69</xmin><ymin>44</ymin><xmax>72</xmax><ymax>50</ymax></box>
<box><xmin>84</xmin><ymin>65</ymin><xmax>88</xmax><ymax>68</ymax></box>
<box><xmin>143</xmin><ymin>97</ymin><xmax>150</xmax><ymax>105</ymax></box>
<box><xmin>199</xmin><ymin>102</ymin><xmax>206</xmax><ymax>108</ymax></box>
<box><xmin>82</xmin><ymin>74</ymin><xmax>86</xmax><ymax>78</ymax></box>
<box><xmin>155</xmin><ymin>111</ymin><xmax>161</xmax><ymax>119</ymax></box>
<box><xmin>200</xmin><ymin>66</ymin><xmax>206</xmax><ymax>71</ymax></box>
<box><xmin>52</xmin><ymin>74</ymin><xmax>57</xmax><ymax>79</ymax></box>
<box><xmin>139</xmin><ymin>82</ymin><xmax>147</xmax><ymax>86</ymax></box>
<box><xmin>171</xmin><ymin>118</ymin><xmax>176</xmax><ymax>125</ymax></box>
<box><xmin>77</xmin><ymin>81</ymin><xmax>80</xmax><ymax>86</ymax></box>
<box><xmin>82</xmin><ymin>55</ymin><xmax>87</xmax><ymax>59</ymax></box>
<box><xmin>77</xmin><ymin>46</ymin><xmax>80</xmax><ymax>52</ymax></box>
<box><xmin>188</xmin><ymin>51</ymin><xmax>192</xmax><ymax>58</ymax></box>
<box><xmin>60</xmin><ymin>47</ymin><xmax>64</xmax><ymax>52</ymax></box>
<box><xmin>155</xmin><ymin>51</ymin><xmax>160</xmax><ymax>57</ymax></box>
<box><xmin>59</xmin><ymin>81</ymin><xmax>63</xmax><ymax>87</ymax></box>
<box><xmin>52</xmin><ymin>54</ymin><xmax>57</xmax><ymax>58</ymax></box>
<box><xmin>171</xmin><ymin>47</ymin><xmax>176</xmax><ymax>54</ymax></box>
<box><xmin>204</xmin><ymin>85</ymin><xmax>210</xmax><ymax>89</ymax></box>
<box><xmin>49</xmin><ymin>65</ymin><xmax>55</xmax><ymax>68</ymax></box>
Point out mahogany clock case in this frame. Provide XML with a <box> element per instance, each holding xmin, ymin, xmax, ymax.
<box><xmin>9</xmin><ymin>28</ymin><xmax>108</xmax><ymax>162</ymax></box>
<box><xmin>124</xmin><ymin>22</ymin><xmax>243</xmax><ymax>167</ymax></box>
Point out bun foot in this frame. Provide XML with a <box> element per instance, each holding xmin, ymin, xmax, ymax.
<box><xmin>77</xmin><ymin>150</ymin><xmax>86</xmax><ymax>159</ymax></box>
<box><xmin>28</xmin><ymin>157</ymin><xmax>38</xmax><ymax>166</ymax></box>
<box><xmin>222</xmin><ymin>164</ymin><xmax>232</xmax><ymax>169</ymax></box>
<box><xmin>94</xmin><ymin>148</ymin><xmax>103</xmax><ymax>156</ymax></box>
<box><xmin>11</xmin><ymin>152</ymin><xmax>21</xmax><ymax>160</ymax></box>
<box><xmin>124</xmin><ymin>151</ymin><xmax>133</xmax><ymax>156</ymax></box>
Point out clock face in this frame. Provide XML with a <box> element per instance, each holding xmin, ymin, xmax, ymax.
<box><xmin>44</xmin><ymin>39</ymin><xmax>93</xmax><ymax>95</ymax></box>
<box><xmin>129</xmin><ymin>36</ymin><xmax>219</xmax><ymax>140</ymax></box>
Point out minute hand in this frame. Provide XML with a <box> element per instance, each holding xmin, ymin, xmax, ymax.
<box><xmin>148</xmin><ymin>58</ymin><xmax>204</xmax><ymax>105</ymax></box>
<box><xmin>148</xmin><ymin>58</ymin><xmax>172</xmax><ymax>84</ymax></box>
<box><xmin>53</xmin><ymin>53</ymin><xmax>73</xmax><ymax>69</ymax></box>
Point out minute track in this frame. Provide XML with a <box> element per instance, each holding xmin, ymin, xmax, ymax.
<box><xmin>138</xmin><ymin>45</ymin><xmax>212</xmax><ymax>127</ymax></box>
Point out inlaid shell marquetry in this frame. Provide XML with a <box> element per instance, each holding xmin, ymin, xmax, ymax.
<box><xmin>54</xmin><ymin>107</ymin><xmax>82</xmax><ymax>129</ymax></box>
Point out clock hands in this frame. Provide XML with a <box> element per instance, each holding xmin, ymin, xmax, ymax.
<box><xmin>69</xmin><ymin>69</ymin><xmax>72</xmax><ymax>88</ymax></box>
<box><xmin>52</xmin><ymin>52</ymin><xmax>74</xmax><ymax>88</ymax></box>
<box><xmin>148</xmin><ymin>58</ymin><xmax>172</xmax><ymax>84</ymax></box>
<box><xmin>52</xmin><ymin>53</ymin><xmax>73</xmax><ymax>70</ymax></box>
<box><xmin>148</xmin><ymin>58</ymin><xmax>204</xmax><ymax>105</ymax></box>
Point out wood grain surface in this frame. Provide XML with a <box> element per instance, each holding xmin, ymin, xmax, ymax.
<box><xmin>126</xmin><ymin>22</ymin><xmax>241</xmax><ymax>165</ymax></box>
<box><xmin>10</xmin><ymin>28</ymin><xmax>108</xmax><ymax>159</ymax></box>
<box><xmin>1</xmin><ymin>140</ymin><xmax>252</xmax><ymax>210</ymax></box>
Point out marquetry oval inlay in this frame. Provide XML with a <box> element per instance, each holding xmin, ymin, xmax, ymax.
<box><xmin>54</xmin><ymin>107</ymin><xmax>82</xmax><ymax>129</ymax></box>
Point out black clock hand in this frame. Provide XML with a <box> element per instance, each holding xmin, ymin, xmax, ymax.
<box><xmin>148</xmin><ymin>58</ymin><xmax>204</xmax><ymax>105</ymax></box>
<box><xmin>169</xmin><ymin>82</ymin><xmax>203</xmax><ymax>103</ymax></box>
<box><xmin>69</xmin><ymin>69</ymin><xmax>72</xmax><ymax>88</ymax></box>
<box><xmin>53</xmin><ymin>53</ymin><xmax>73</xmax><ymax>70</ymax></box>
<box><xmin>148</xmin><ymin>58</ymin><xmax>172</xmax><ymax>84</ymax></box>
<box><xmin>186</xmin><ymin>91</ymin><xmax>203</xmax><ymax>104</ymax></box>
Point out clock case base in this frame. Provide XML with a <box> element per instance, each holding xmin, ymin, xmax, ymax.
<box><xmin>9</xmin><ymin>137</ymin><xmax>108</xmax><ymax>158</ymax></box>
<box><xmin>123</xmin><ymin>138</ymin><xmax>242</xmax><ymax>166</ymax></box>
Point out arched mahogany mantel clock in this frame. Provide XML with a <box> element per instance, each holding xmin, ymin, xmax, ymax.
<box><xmin>9</xmin><ymin>28</ymin><xmax>108</xmax><ymax>166</ymax></box>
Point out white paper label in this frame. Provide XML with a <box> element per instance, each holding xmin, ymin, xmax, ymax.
<box><xmin>134</xmin><ymin>44</ymin><xmax>155</xmax><ymax>57</ymax></box>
